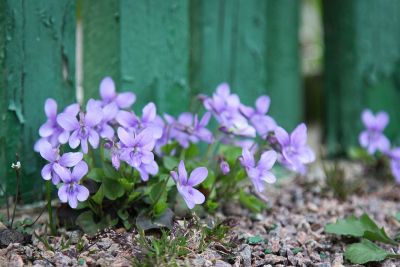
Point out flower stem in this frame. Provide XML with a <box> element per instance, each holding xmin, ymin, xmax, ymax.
<box><xmin>10</xmin><ymin>157</ymin><xmax>20</xmax><ymax>229</ymax></box>
<box><xmin>46</xmin><ymin>181</ymin><xmax>56</xmax><ymax>235</ymax></box>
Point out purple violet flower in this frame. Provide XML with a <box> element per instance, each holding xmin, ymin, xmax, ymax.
<box><xmin>274</xmin><ymin>123</ymin><xmax>315</xmax><ymax>175</ymax></box>
<box><xmin>100</xmin><ymin>77</ymin><xmax>136</xmax><ymax>109</ymax></box>
<box><xmin>240</xmin><ymin>149</ymin><xmax>277</xmax><ymax>192</ymax></box>
<box><xmin>388</xmin><ymin>148</ymin><xmax>400</xmax><ymax>183</ymax></box>
<box><xmin>35</xmin><ymin>99</ymin><xmax>80</xmax><ymax>151</ymax></box>
<box><xmin>164</xmin><ymin>112</ymin><xmax>213</xmax><ymax>148</ymax></box>
<box><xmin>57</xmin><ymin>99</ymin><xmax>103</xmax><ymax>153</ymax></box>
<box><xmin>38</xmin><ymin>140</ymin><xmax>83</xmax><ymax>185</ymax></box>
<box><xmin>359</xmin><ymin>109</ymin><xmax>390</xmax><ymax>154</ymax></box>
<box><xmin>240</xmin><ymin>95</ymin><xmax>277</xmax><ymax>137</ymax></box>
<box><xmin>170</xmin><ymin>160</ymin><xmax>208</xmax><ymax>209</ymax></box>
<box><xmin>117</xmin><ymin>127</ymin><xmax>159</xmax><ymax>181</ymax></box>
<box><xmin>219</xmin><ymin>160</ymin><xmax>230</xmax><ymax>175</ymax></box>
<box><xmin>54</xmin><ymin>161</ymin><xmax>90</xmax><ymax>209</ymax></box>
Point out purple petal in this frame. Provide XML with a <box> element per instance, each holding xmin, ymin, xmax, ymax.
<box><xmin>274</xmin><ymin>127</ymin><xmax>290</xmax><ymax>146</ymax></box>
<box><xmin>53</xmin><ymin>163</ymin><xmax>72</xmax><ymax>183</ymax></box>
<box><xmin>251</xmin><ymin>177</ymin><xmax>266</xmax><ymax>193</ymax></box>
<box><xmin>58</xmin><ymin>184</ymin><xmax>69</xmax><ymax>203</ymax></box>
<box><xmin>100</xmin><ymin>77</ymin><xmax>116</xmax><ymax>101</ymax></box>
<box><xmin>171</xmin><ymin>171</ymin><xmax>179</xmax><ymax>183</ymax></box>
<box><xmin>88</xmin><ymin>130</ymin><xmax>100</xmax><ymax>148</ymax></box>
<box><xmin>116</xmin><ymin>92</ymin><xmax>136</xmax><ymax>108</ymax></box>
<box><xmin>259</xmin><ymin>150</ymin><xmax>277</xmax><ymax>170</ymax></box>
<box><xmin>199</xmin><ymin>112</ymin><xmax>211</xmax><ymax>127</ymax></box>
<box><xmin>178</xmin><ymin>186</ymin><xmax>205</xmax><ymax>209</ymax></box>
<box><xmin>261</xmin><ymin>171</ymin><xmax>276</xmax><ymax>184</ymax></box>
<box><xmin>69</xmin><ymin>130</ymin><xmax>80</xmax><ymax>149</ymax></box>
<box><xmin>68</xmin><ymin>194</ymin><xmax>78</xmax><ymax>209</ymax></box>
<box><xmin>117</xmin><ymin>127</ymin><xmax>134</xmax><ymax>147</ymax></box>
<box><xmin>81</xmin><ymin>138</ymin><xmax>89</xmax><ymax>154</ymax></box>
<box><xmin>64</xmin><ymin>103</ymin><xmax>80</xmax><ymax>116</ymax></box>
<box><xmin>39</xmin><ymin>141</ymin><xmax>57</xmax><ymax>162</ymax></box>
<box><xmin>116</xmin><ymin>110</ymin><xmax>137</xmax><ymax>129</ymax></box>
<box><xmin>188</xmin><ymin>167</ymin><xmax>208</xmax><ymax>186</ymax></box>
<box><xmin>290</xmin><ymin>123</ymin><xmax>307</xmax><ymax>148</ymax></box>
<box><xmin>76</xmin><ymin>185</ymin><xmax>90</xmax><ymax>201</ymax></box>
<box><xmin>58</xmin><ymin>130</ymin><xmax>70</xmax><ymax>144</ymax></box>
<box><xmin>239</xmin><ymin>104</ymin><xmax>254</xmax><ymax>118</ymax></box>
<box><xmin>102</xmin><ymin>102</ymin><xmax>119</xmax><ymax>122</ymax></box>
<box><xmin>34</xmin><ymin>138</ymin><xmax>47</xmax><ymax>152</ymax></box>
<box><xmin>390</xmin><ymin>148</ymin><xmax>400</xmax><ymax>160</ymax></box>
<box><xmin>178</xmin><ymin>160</ymin><xmax>188</xmax><ymax>184</ymax></box>
<box><xmin>359</xmin><ymin>131</ymin><xmax>369</xmax><ymax>148</ymax></box>
<box><xmin>142</xmin><ymin>102</ymin><xmax>156</xmax><ymax>123</ymax></box>
<box><xmin>57</xmin><ymin>113</ymin><xmax>79</xmax><ymax>131</ymax></box>
<box><xmin>255</xmin><ymin>95</ymin><xmax>271</xmax><ymax>114</ymax></box>
<box><xmin>216</xmin><ymin>83</ymin><xmax>230</xmax><ymax>97</ymax></box>
<box><xmin>241</xmin><ymin>148</ymin><xmax>255</xmax><ymax>168</ymax></box>
<box><xmin>41</xmin><ymin>164</ymin><xmax>52</xmax><ymax>180</ymax></box>
<box><xmin>376</xmin><ymin>135</ymin><xmax>390</xmax><ymax>153</ymax></box>
<box><xmin>39</xmin><ymin>121</ymin><xmax>55</xmax><ymax>137</ymax></box>
<box><xmin>297</xmin><ymin>147</ymin><xmax>316</xmax><ymax>163</ymax></box>
<box><xmin>85</xmin><ymin>103</ymin><xmax>103</xmax><ymax>127</ymax></box>
<box><xmin>375</xmin><ymin>111</ymin><xmax>389</xmax><ymax>131</ymax></box>
<box><xmin>71</xmin><ymin>161</ymin><xmax>88</xmax><ymax>181</ymax></box>
<box><xmin>44</xmin><ymin>98</ymin><xmax>57</xmax><ymax>119</ymax></box>
<box><xmin>143</xmin><ymin>161</ymin><xmax>159</xmax><ymax>175</ymax></box>
<box><xmin>59</xmin><ymin>152</ymin><xmax>83</xmax><ymax>167</ymax></box>
<box><xmin>178</xmin><ymin>113</ymin><xmax>193</xmax><ymax>126</ymax></box>
<box><xmin>361</xmin><ymin>109</ymin><xmax>375</xmax><ymax>129</ymax></box>
<box><xmin>100</xmin><ymin>124</ymin><xmax>114</xmax><ymax>139</ymax></box>
<box><xmin>220</xmin><ymin>161</ymin><xmax>230</xmax><ymax>175</ymax></box>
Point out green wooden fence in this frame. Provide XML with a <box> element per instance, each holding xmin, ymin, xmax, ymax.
<box><xmin>0</xmin><ymin>0</ymin><xmax>301</xmax><ymax>201</ymax></box>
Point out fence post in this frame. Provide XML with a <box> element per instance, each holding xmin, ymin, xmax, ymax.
<box><xmin>324</xmin><ymin>0</ymin><xmax>400</xmax><ymax>153</ymax></box>
<box><xmin>0</xmin><ymin>0</ymin><xmax>76</xmax><ymax>200</ymax></box>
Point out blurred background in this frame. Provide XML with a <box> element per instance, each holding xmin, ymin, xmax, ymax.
<box><xmin>1</xmin><ymin>0</ymin><xmax>400</xmax><ymax>201</ymax></box>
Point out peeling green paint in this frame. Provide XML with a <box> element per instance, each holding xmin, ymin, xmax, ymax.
<box><xmin>0</xmin><ymin>0</ymin><xmax>76</xmax><ymax>201</ymax></box>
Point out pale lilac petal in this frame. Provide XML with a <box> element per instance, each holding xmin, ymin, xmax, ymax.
<box><xmin>39</xmin><ymin>141</ymin><xmax>57</xmax><ymax>162</ymax></box>
<box><xmin>170</xmin><ymin>171</ymin><xmax>179</xmax><ymax>183</ymax></box>
<box><xmin>34</xmin><ymin>138</ymin><xmax>47</xmax><ymax>152</ymax></box>
<box><xmin>259</xmin><ymin>150</ymin><xmax>277</xmax><ymax>170</ymax></box>
<box><xmin>116</xmin><ymin>92</ymin><xmax>136</xmax><ymax>108</ymax></box>
<box><xmin>375</xmin><ymin>111</ymin><xmax>389</xmax><ymax>131</ymax></box>
<box><xmin>376</xmin><ymin>135</ymin><xmax>390</xmax><ymax>153</ymax></box>
<box><xmin>68</xmin><ymin>194</ymin><xmax>78</xmax><ymax>209</ymax></box>
<box><xmin>64</xmin><ymin>103</ymin><xmax>80</xmax><ymax>115</ymax></box>
<box><xmin>261</xmin><ymin>172</ymin><xmax>276</xmax><ymax>184</ymax></box>
<box><xmin>220</xmin><ymin>161</ymin><xmax>230</xmax><ymax>175</ymax></box>
<box><xmin>359</xmin><ymin>131</ymin><xmax>369</xmax><ymax>148</ymax></box>
<box><xmin>116</xmin><ymin>110</ymin><xmax>137</xmax><ymax>129</ymax></box>
<box><xmin>178</xmin><ymin>113</ymin><xmax>193</xmax><ymax>126</ymax></box>
<box><xmin>81</xmin><ymin>138</ymin><xmax>89</xmax><ymax>154</ymax></box>
<box><xmin>88</xmin><ymin>130</ymin><xmax>100</xmax><ymax>148</ymax></box>
<box><xmin>52</xmin><ymin>173</ymin><xmax>61</xmax><ymax>185</ymax></box>
<box><xmin>144</xmin><ymin>161</ymin><xmax>158</xmax><ymax>175</ymax></box>
<box><xmin>274</xmin><ymin>127</ymin><xmax>290</xmax><ymax>146</ymax></box>
<box><xmin>390</xmin><ymin>148</ymin><xmax>400</xmax><ymax>160</ymax></box>
<box><xmin>41</xmin><ymin>164</ymin><xmax>52</xmax><ymax>180</ymax></box>
<box><xmin>141</xmin><ymin>151</ymin><xmax>154</xmax><ymax>164</ymax></box>
<box><xmin>71</xmin><ymin>161</ymin><xmax>88</xmax><ymax>181</ymax></box>
<box><xmin>85</xmin><ymin>104</ymin><xmax>103</xmax><ymax>127</ymax></box>
<box><xmin>255</xmin><ymin>95</ymin><xmax>271</xmax><ymax>114</ymax></box>
<box><xmin>102</xmin><ymin>102</ymin><xmax>119</xmax><ymax>122</ymax></box>
<box><xmin>290</xmin><ymin>123</ymin><xmax>307</xmax><ymax>148</ymax></box>
<box><xmin>117</xmin><ymin>127</ymin><xmax>134</xmax><ymax>147</ymax></box>
<box><xmin>196</xmin><ymin>128</ymin><xmax>213</xmax><ymax>143</ymax></box>
<box><xmin>188</xmin><ymin>167</ymin><xmax>208</xmax><ymax>186</ymax></box>
<box><xmin>216</xmin><ymin>83</ymin><xmax>230</xmax><ymax>97</ymax></box>
<box><xmin>241</xmin><ymin>148</ymin><xmax>255</xmax><ymax>168</ymax></box>
<box><xmin>58</xmin><ymin>184</ymin><xmax>69</xmax><ymax>203</ymax></box>
<box><xmin>100</xmin><ymin>124</ymin><xmax>114</xmax><ymax>139</ymax></box>
<box><xmin>178</xmin><ymin>160</ymin><xmax>188</xmax><ymax>183</ymax></box>
<box><xmin>297</xmin><ymin>147</ymin><xmax>316</xmax><ymax>163</ymax></box>
<box><xmin>44</xmin><ymin>98</ymin><xmax>57</xmax><ymax>119</ymax></box>
<box><xmin>142</xmin><ymin>102</ymin><xmax>156</xmax><ymax>123</ymax></box>
<box><xmin>137</xmin><ymin>168</ymin><xmax>149</xmax><ymax>181</ymax></box>
<box><xmin>57</xmin><ymin>113</ymin><xmax>79</xmax><ymax>131</ymax></box>
<box><xmin>39</xmin><ymin>121</ymin><xmax>55</xmax><ymax>137</ymax></box>
<box><xmin>390</xmin><ymin>159</ymin><xmax>400</xmax><ymax>183</ymax></box>
<box><xmin>239</xmin><ymin>104</ymin><xmax>254</xmax><ymax>118</ymax></box>
<box><xmin>178</xmin><ymin>186</ymin><xmax>205</xmax><ymax>209</ymax></box>
<box><xmin>59</xmin><ymin>152</ymin><xmax>83</xmax><ymax>167</ymax></box>
<box><xmin>69</xmin><ymin>130</ymin><xmax>80</xmax><ymax>149</ymax></box>
<box><xmin>251</xmin><ymin>177</ymin><xmax>265</xmax><ymax>193</ymax></box>
<box><xmin>100</xmin><ymin>77</ymin><xmax>116</xmax><ymax>101</ymax></box>
<box><xmin>199</xmin><ymin>112</ymin><xmax>211</xmax><ymax>127</ymax></box>
<box><xmin>112</xmin><ymin>153</ymin><xmax>120</xmax><ymax>170</ymax></box>
<box><xmin>53</xmin><ymin>163</ymin><xmax>72</xmax><ymax>183</ymax></box>
<box><xmin>361</xmin><ymin>109</ymin><xmax>375</xmax><ymax>129</ymax></box>
<box><xmin>58</xmin><ymin>131</ymin><xmax>70</xmax><ymax>144</ymax></box>
<box><xmin>76</xmin><ymin>185</ymin><xmax>90</xmax><ymax>201</ymax></box>
<box><xmin>226</xmin><ymin>94</ymin><xmax>240</xmax><ymax>109</ymax></box>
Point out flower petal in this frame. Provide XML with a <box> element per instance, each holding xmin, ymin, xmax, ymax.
<box><xmin>178</xmin><ymin>160</ymin><xmax>188</xmax><ymax>184</ymax></box>
<box><xmin>188</xmin><ymin>167</ymin><xmax>208</xmax><ymax>186</ymax></box>
<box><xmin>375</xmin><ymin>111</ymin><xmax>389</xmax><ymax>131</ymax></box>
<box><xmin>59</xmin><ymin>152</ymin><xmax>83</xmax><ymax>167</ymax></box>
<box><xmin>116</xmin><ymin>92</ymin><xmax>136</xmax><ymax>108</ymax></box>
<box><xmin>39</xmin><ymin>121</ymin><xmax>55</xmax><ymax>137</ymax></box>
<box><xmin>71</xmin><ymin>161</ymin><xmax>88</xmax><ymax>181</ymax></box>
<box><xmin>255</xmin><ymin>95</ymin><xmax>270</xmax><ymax>114</ymax></box>
<box><xmin>44</xmin><ymin>98</ymin><xmax>57</xmax><ymax>119</ymax></box>
<box><xmin>142</xmin><ymin>102</ymin><xmax>156</xmax><ymax>123</ymax></box>
<box><xmin>116</xmin><ymin>110</ymin><xmax>137</xmax><ymax>129</ymax></box>
<box><xmin>53</xmin><ymin>163</ymin><xmax>72</xmax><ymax>183</ymax></box>
<box><xmin>259</xmin><ymin>150</ymin><xmax>277</xmax><ymax>170</ymax></box>
<box><xmin>100</xmin><ymin>77</ymin><xmax>116</xmax><ymax>101</ymax></box>
<box><xmin>41</xmin><ymin>164</ymin><xmax>52</xmax><ymax>180</ymax></box>
<box><xmin>69</xmin><ymin>130</ymin><xmax>80</xmax><ymax>149</ymax></box>
<box><xmin>102</xmin><ymin>102</ymin><xmax>119</xmax><ymax>122</ymax></box>
<box><xmin>57</xmin><ymin>113</ymin><xmax>79</xmax><ymax>131</ymax></box>
<box><xmin>58</xmin><ymin>184</ymin><xmax>69</xmax><ymax>203</ymax></box>
<box><xmin>290</xmin><ymin>123</ymin><xmax>307</xmax><ymax>148</ymax></box>
<box><xmin>117</xmin><ymin>127</ymin><xmax>134</xmax><ymax>147</ymax></box>
<box><xmin>85</xmin><ymin>103</ymin><xmax>103</xmax><ymax>127</ymax></box>
<box><xmin>39</xmin><ymin>141</ymin><xmax>57</xmax><ymax>162</ymax></box>
<box><xmin>76</xmin><ymin>184</ymin><xmax>90</xmax><ymax>201</ymax></box>
<box><xmin>241</xmin><ymin>148</ymin><xmax>255</xmax><ymax>168</ymax></box>
<box><xmin>274</xmin><ymin>127</ymin><xmax>289</xmax><ymax>146</ymax></box>
<box><xmin>88</xmin><ymin>130</ymin><xmax>100</xmax><ymax>149</ymax></box>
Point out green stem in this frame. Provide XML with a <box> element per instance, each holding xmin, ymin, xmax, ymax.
<box><xmin>46</xmin><ymin>181</ymin><xmax>56</xmax><ymax>235</ymax></box>
<box><xmin>388</xmin><ymin>254</ymin><xmax>400</xmax><ymax>259</ymax></box>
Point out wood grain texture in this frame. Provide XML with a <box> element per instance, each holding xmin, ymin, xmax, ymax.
<box><xmin>190</xmin><ymin>0</ymin><xmax>301</xmax><ymax>129</ymax></box>
<box><xmin>81</xmin><ymin>0</ymin><xmax>120</xmax><ymax>101</ymax></box>
<box><xmin>120</xmin><ymin>0</ymin><xmax>190</xmax><ymax>114</ymax></box>
<box><xmin>324</xmin><ymin>0</ymin><xmax>400</xmax><ymax>153</ymax></box>
<box><xmin>0</xmin><ymin>0</ymin><xmax>76</xmax><ymax>200</ymax></box>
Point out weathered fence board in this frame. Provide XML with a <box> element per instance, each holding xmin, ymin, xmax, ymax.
<box><xmin>324</xmin><ymin>0</ymin><xmax>400</xmax><ymax>153</ymax></box>
<box><xmin>0</xmin><ymin>0</ymin><xmax>76</xmax><ymax>201</ymax></box>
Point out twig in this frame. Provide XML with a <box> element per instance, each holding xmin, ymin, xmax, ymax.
<box><xmin>10</xmin><ymin>154</ymin><xmax>21</xmax><ymax>229</ymax></box>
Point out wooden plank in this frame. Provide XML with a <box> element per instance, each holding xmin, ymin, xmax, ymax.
<box><xmin>119</xmin><ymin>0</ymin><xmax>190</xmax><ymax>114</ymax></box>
<box><xmin>190</xmin><ymin>0</ymin><xmax>301</xmax><ymax>129</ymax></box>
<box><xmin>0</xmin><ymin>0</ymin><xmax>76</xmax><ymax>201</ymax></box>
<box><xmin>81</xmin><ymin>0</ymin><xmax>120</xmax><ymax>101</ymax></box>
<box><xmin>324</xmin><ymin>0</ymin><xmax>400</xmax><ymax>153</ymax></box>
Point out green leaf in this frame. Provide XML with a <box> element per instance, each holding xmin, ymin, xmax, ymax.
<box><xmin>87</xmin><ymin>168</ymin><xmax>104</xmax><ymax>182</ymax></box>
<box><xmin>149</xmin><ymin>180</ymin><xmax>166</xmax><ymax>204</ymax></box>
<box><xmin>345</xmin><ymin>239</ymin><xmax>390</xmax><ymax>264</ymax></box>
<box><xmin>136</xmin><ymin>208</ymin><xmax>174</xmax><ymax>231</ymax></box>
<box><xmin>325</xmin><ymin>213</ymin><xmax>397</xmax><ymax>245</ymax></box>
<box><xmin>218</xmin><ymin>145</ymin><xmax>242</xmax><ymax>165</ymax></box>
<box><xmin>163</xmin><ymin>156</ymin><xmax>179</xmax><ymax>170</ymax></box>
<box><xmin>348</xmin><ymin>146</ymin><xmax>374</xmax><ymax>161</ymax></box>
<box><xmin>247</xmin><ymin>235</ymin><xmax>264</xmax><ymax>245</ymax></box>
<box><xmin>202</xmin><ymin>170</ymin><xmax>215</xmax><ymax>190</ymax></box>
<box><xmin>185</xmin><ymin>143</ymin><xmax>200</xmax><ymax>158</ymax></box>
<box><xmin>153</xmin><ymin>201</ymin><xmax>168</xmax><ymax>217</ymax></box>
<box><xmin>239</xmin><ymin>190</ymin><xmax>267</xmax><ymax>213</ymax></box>
<box><xmin>75</xmin><ymin>211</ymin><xmax>117</xmax><ymax>235</ymax></box>
<box><xmin>117</xmin><ymin>209</ymin><xmax>129</xmax><ymax>221</ymax></box>
<box><xmin>103</xmin><ymin>178</ymin><xmax>125</xmax><ymax>200</ymax></box>
<box><xmin>91</xmin><ymin>185</ymin><xmax>104</xmax><ymax>205</ymax></box>
<box><xmin>103</xmin><ymin>162</ymin><xmax>120</xmax><ymax>179</ymax></box>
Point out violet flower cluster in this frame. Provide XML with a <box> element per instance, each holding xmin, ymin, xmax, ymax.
<box><xmin>359</xmin><ymin>109</ymin><xmax>400</xmax><ymax>183</ymax></box>
<box><xmin>35</xmin><ymin>78</ymin><xmax>315</xmax><ymax>210</ymax></box>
